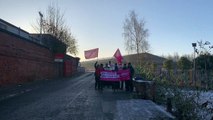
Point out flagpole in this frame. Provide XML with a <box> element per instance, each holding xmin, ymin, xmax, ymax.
<box><xmin>97</xmin><ymin>48</ymin><xmax>99</xmax><ymax>62</ymax></box>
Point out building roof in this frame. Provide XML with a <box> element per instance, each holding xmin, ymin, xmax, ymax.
<box><xmin>0</xmin><ymin>18</ymin><xmax>66</xmax><ymax>53</ymax></box>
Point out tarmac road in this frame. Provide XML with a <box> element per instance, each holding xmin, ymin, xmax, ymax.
<box><xmin>0</xmin><ymin>72</ymin><xmax>174</xmax><ymax>120</ymax></box>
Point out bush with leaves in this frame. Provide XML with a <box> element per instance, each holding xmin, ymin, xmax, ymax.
<box><xmin>172</xmin><ymin>89</ymin><xmax>199</xmax><ymax>120</ymax></box>
<box><xmin>154</xmin><ymin>73</ymin><xmax>201</xmax><ymax>119</ymax></box>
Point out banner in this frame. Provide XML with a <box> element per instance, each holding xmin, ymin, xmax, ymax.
<box><xmin>84</xmin><ymin>48</ymin><xmax>99</xmax><ymax>59</ymax></box>
<box><xmin>113</xmin><ymin>49</ymin><xmax>123</xmax><ymax>64</ymax></box>
<box><xmin>100</xmin><ymin>69</ymin><xmax>130</xmax><ymax>81</ymax></box>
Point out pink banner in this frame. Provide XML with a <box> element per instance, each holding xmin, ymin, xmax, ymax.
<box><xmin>100</xmin><ymin>69</ymin><xmax>130</xmax><ymax>81</ymax></box>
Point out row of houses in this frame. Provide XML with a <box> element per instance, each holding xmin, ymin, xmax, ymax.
<box><xmin>0</xmin><ymin>18</ymin><xmax>79</xmax><ymax>85</ymax></box>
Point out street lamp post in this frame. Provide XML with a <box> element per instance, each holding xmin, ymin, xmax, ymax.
<box><xmin>38</xmin><ymin>11</ymin><xmax>43</xmax><ymax>44</ymax></box>
<box><xmin>192</xmin><ymin>43</ymin><xmax>197</xmax><ymax>86</ymax></box>
<box><xmin>39</xmin><ymin>11</ymin><xmax>43</xmax><ymax>35</ymax></box>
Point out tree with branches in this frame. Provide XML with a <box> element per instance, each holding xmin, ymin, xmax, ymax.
<box><xmin>177</xmin><ymin>57</ymin><xmax>192</xmax><ymax>71</ymax></box>
<box><xmin>123</xmin><ymin>10</ymin><xmax>149</xmax><ymax>54</ymax></box>
<box><xmin>193</xmin><ymin>40</ymin><xmax>213</xmax><ymax>88</ymax></box>
<box><xmin>33</xmin><ymin>3</ymin><xmax>78</xmax><ymax>55</ymax></box>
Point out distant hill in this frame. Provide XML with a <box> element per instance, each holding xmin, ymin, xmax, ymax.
<box><xmin>80</xmin><ymin>53</ymin><xmax>166</xmax><ymax>72</ymax></box>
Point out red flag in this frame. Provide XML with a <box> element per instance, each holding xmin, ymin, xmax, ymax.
<box><xmin>84</xmin><ymin>48</ymin><xmax>99</xmax><ymax>59</ymax></box>
<box><xmin>113</xmin><ymin>49</ymin><xmax>123</xmax><ymax>64</ymax></box>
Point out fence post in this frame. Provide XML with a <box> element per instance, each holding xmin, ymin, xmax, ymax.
<box><xmin>166</xmin><ymin>97</ymin><xmax>172</xmax><ymax>113</ymax></box>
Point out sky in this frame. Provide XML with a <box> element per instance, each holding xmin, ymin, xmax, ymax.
<box><xmin>0</xmin><ymin>0</ymin><xmax>213</xmax><ymax>61</ymax></box>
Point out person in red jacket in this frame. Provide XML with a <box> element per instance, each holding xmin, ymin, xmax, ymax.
<box><xmin>98</xmin><ymin>63</ymin><xmax>104</xmax><ymax>90</ymax></box>
<box><xmin>94</xmin><ymin>61</ymin><xmax>99</xmax><ymax>90</ymax></box>
<box><xmin>94</xmin><ymin>62</ymin><xmax>104</xmax><ymax>90</ymax></box>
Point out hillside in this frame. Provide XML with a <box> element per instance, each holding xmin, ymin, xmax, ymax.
<box><xmin>80</xmin><ymin>53</ymin><xmax>166</xmax><ymax>71</ymax></box>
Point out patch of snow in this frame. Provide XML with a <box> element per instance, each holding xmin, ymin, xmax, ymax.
<box><xmin>115</xmin><ymin>99</ymin><xmax>175</xmax><ymax>120</ymax></box>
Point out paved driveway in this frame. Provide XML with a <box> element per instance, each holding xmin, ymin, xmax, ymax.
<box><xmin>0</xmin><ymin>72</ymin><xmax>174</xmax><ymax>120</ymax></box>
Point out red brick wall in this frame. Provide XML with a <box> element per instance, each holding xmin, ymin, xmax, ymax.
<box><xmin>64</xmin><ymin>60</ymin><xmax>72</xmax><ymax>77</ymax></box>
<box><xmin>0</xmin><ymin>31</ymin><xmax>59</xmax><ymax>85</ymax></box>
<box><xmin>63</xmin><ymin>56</ymin><xmax>80</xmax><ymax>77</ymax></box>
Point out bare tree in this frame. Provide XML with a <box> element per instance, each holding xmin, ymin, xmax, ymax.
<box><xmin>33</xmin><ymin>3</ymin><xmax>78</xmax><ymax>55</ymax></box>
<box><xmin>123</xmin><ymin>10</ymin><xmax>149</xmax><ymax>54</ymax></box>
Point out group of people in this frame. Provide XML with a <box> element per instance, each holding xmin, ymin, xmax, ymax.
<box><xmin>94</xmin><ymin>61</ymin><xmax>135</xmax><ymax>92</ymax></box>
